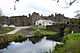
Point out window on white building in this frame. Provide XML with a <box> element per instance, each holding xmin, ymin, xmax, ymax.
<box><xmin>49</xmin><ymin>22</ymin><xmax>51</xmax><ymax>24</ymax></box>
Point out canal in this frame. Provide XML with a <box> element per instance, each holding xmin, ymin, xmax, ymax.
<box><xmin>0</xmin><ymin>37</ymin><xmax>62</xmax><ymax>53</ymax></box>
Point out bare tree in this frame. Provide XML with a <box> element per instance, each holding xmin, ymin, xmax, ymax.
<box><xmin>75</xmin><ymin>10</ymin><xmax>80</xmax><ymax>18</ymax></box>
<box><xmin>14</xmin><ymin>0</ymin><xmax>19</xmax><ymax>10</ymax></box>
<box><xmin>75</xmin><ymin>10</ymin><xmax>80</xmax><ymax>24</ymax></box>
<box><xmin>53</xmin><ymin>0</ymin><xmax>79</xmax><ymax>8</ymax></box>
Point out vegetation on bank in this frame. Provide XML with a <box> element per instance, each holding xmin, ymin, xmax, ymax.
<box><xmin>0</xmin><ymin>27</ymin><xmax>15</xmax><ymax>34</ymax></box>
<box><xmin>70</xmin><ymin>18</ymin><xmax>80</xmax><ymax>25</ymax></box>
<box><xmin>32</xmin><ymin>25</ymin><xmax>46</xmax><ymax>29</ymax></box>
<box><xmin>0</xmin><ymin>33</ymin><xmax>26</xmax><ymax>49</ymax></box>
<box><xmin>32</xmin><ymin>26</ymin><xmax>59</xmax><ymax>36</ymax></box>
<box><xmin>53</xmin><ymin>33</ymin><xmax>80</xmax><ymax>53</ymax></box>
<box><xmin>64</xmin><ymin>28</ymin><xmax>71</xmax><ymax>34</ymax></box>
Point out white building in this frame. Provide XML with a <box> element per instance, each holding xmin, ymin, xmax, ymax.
<box><xmin>35</xmin><ymin>20</ymin><xmax>54</xmax><ymax>27</ymax></box>
<box><xmin>9</xmin><ymin>25</ymin><xmax>15</xmax><ymax>28</ymax></box>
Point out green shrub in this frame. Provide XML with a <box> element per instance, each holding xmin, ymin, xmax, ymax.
<box><xmin>0</xmin><ymin>27</ymin><xmax>15</xmax><ymax>34</ymax></box>
<box><xmin>0</xmin><ymin>33</ymin><xmax>26</xmax><ymax>45</ymax></box>
<box><xmin>33</xmin><ymin>29</ymin><xmax>43</xmax><ymax>37</ymax></box>
<box><xmin>64</xmin><ymin>28</ymin><xmax>71</xmax><ymax>34</ymax></box>
<box><xmin>54</xmin><ymin>33</ymin><xmax>80</xmax><ymax>53</ymax></box>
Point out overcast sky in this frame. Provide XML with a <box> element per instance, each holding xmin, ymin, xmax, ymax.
<box><xmin>0</xmin><ymin>0</ymin><xmax>80</xmax><ymax>18</ymax></box>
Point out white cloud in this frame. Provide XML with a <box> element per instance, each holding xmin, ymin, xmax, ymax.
<box><xmin>0</xmin><ymin>0</ymin><xmax>80</xmax><ymax>18</ymax></box>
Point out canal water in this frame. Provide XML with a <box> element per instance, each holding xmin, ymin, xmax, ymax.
<box><xmin>0</xmin><ymin>37</ymin><xmax>62</xmax><ymax>53</ymax></box>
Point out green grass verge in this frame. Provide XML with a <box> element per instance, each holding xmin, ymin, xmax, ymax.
<box><xmin>0</xmin><ymin>27</ymin><xmax>15</xmax><ymax>34</ymax></box>
<box><xmin>54</xmin><ymin>33</ymin><xmax>80</xmax><ymax>53</ymax></box>
<box><xmin>0</xmin><ymin>32</ymin><xmax>26</xmax><ymax>49</ymax></box>
<box><xmin>38</xmin><ymin>29</ymin><xmax>58</xmax><ymax>35</ymax></box>
<box><xmin>32</xmin><ymin>26</ymin><xmax>59</xmax><ymax>36</ymax></box>
<box><xmin>0</xmin><ymin>32</ymin><xmax>26</xmax><ymax>44</ymax></box>
<box><xmin>32</xmin><ymin>25</ymin><xmax>44</xmax><ymax>29</ymax></box>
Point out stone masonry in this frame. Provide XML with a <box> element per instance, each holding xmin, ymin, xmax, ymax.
<box><xmin>0</xmin><ymin>12</ymin><xmax>70</xmax><ymax>26</ymax></box>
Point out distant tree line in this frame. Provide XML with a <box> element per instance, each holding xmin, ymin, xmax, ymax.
<box><xmin>0</xmin><ymin>8</ymin><xmax>2</xmax><ymax>16</ymax></box>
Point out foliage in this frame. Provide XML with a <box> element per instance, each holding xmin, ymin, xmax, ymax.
<box><xmin>70</xmin><ymin>18</ymin><xmax>80</xmax><ymax>24</ymax></box>
<box><xmin>62</xmin><ymin>33</ymin><xmax>80</xmax><ymax>41</ymax></box>
<box><xmin>64</xmin><ymin>28</ymin><xmax>71</xmax><ymax>34</ymax></box>
<box><xmin>32</xmin><ymin>25</ymin><xmax>43</xmax><ymax>29</ymax></box>
<box><xmin>0</xmin><ymin>27</ymin><xmax>15</xmax><ymax>34</ymax></box>
<box><xmin>33</xmin><ymin>29</ymin><xmax>43</xmax><ymax>37</ymax></box>
<box><xmin>0</xmin><ymin>33</ymin><xmax>26</xmax><ymax>45</ymax></box>
<box><xmin>54</xmin><ymin>33</ymin><xmax>80</xmax><ymax>53</ymax></box>
<box><xmin>39</xmin><ymin>29</ymin><xmax>58</xmax><ymax>36</ymax></box>
<box><xmin>32</xmin><ymin>26</ymin><xmax>59</xmax><ymax>36</ymax></box>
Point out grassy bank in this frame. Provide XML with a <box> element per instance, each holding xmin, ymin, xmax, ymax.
<box><xmin>0</xmin><ymin>33</ymin><xmax>26</xmax><ymax>49</ymax></box>
<box><xmin>0</xmin><ymin>27</ymin><xmax>15</xmax><ymax>34</ymax></box>
<box><xmin>53</xmin><ymin>33</ymin><xmax>80</xmax><ymax>53</ymax></box>
<box><xmin>32</xmin><ymin>26</ymin><xmax>59</xmax><ymax>36</ymax></box>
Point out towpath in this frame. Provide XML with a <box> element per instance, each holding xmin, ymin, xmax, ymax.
<box><xmin>7</xmin><ymin>26</ymin><xmax>31</xmax><ymax>34</ymax></box>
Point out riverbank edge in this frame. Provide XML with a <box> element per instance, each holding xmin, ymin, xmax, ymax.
<box><xmin>0</xmin><ymin>31</ymin><xmax>62</xmax><ymax>49</ymax></box>
<box><xmin>0</xmin><ymin>33</ymin><xmax>27</xmax><ymax>49</ymax></box>
<box><xmin>53</xmin><ymin>33</ymin><xmax>80</xmax><ymax>53</ymax></box>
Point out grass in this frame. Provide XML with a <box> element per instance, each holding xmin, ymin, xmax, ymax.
<box><xmin>32</xmin><ymin>25</ymin><xmax>44</xmax><ymax>29</ymax></box>
<box><xmin>53</xmin><ymin>33</ymin><xmax>80</xmax><ymax>53</ymax></box>
<box><xmin>0</xmin><ymin>27</ymin><xmax>15</xmax><ymax>34</ymax></box>
<box><xmin>0</xmin><ymin>33</ymin><xmax>26</xmax><ymax>44</ymax></box>
<box><xmin>38</xmin><ymin>29</ymin><xmax>58</xmax><ymax>35</ymax></box>
<box><xmin>0</xmin><ymin>32</ymin><xmax>26</xmax><ymax>49</ymax></box>
<box><xmin>32</xmin><ymin>26</ymin><xmax>59</xmax><ymax>36</ymax></box>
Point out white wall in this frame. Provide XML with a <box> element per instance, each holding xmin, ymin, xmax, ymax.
<box><xmin>35</xmin><ymin>20</ymin><xmax>53</xmax><ymax>27</ymax></box>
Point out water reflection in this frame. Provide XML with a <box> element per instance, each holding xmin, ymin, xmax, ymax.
<box><xmin>0</xmin><ymin>37</ymin><xmax>62</xmax><ymax>53</ymax></box>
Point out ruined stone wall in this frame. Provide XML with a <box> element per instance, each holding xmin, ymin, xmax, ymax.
<box><xmin>55</xmin><ymin>14</ymin><xmax>65</xmax><ymax>22</ymax></box>
<box><xmin>31</xmin><ymin>12</ymin><xmax>41</xmax><ymax>25</ymax></box>
<box><xmin>46</xmin><ymin>24</ymin><xmax>80</xmax><ymax>33</ymax></box>
<box><xmin>0</xmin><ymin>16</ymin><xmax>7</xmax><ymax>24</ymax></box>
<box><xmin>10</xmin><ymin>16</ymin><xmax>31</xmax><ymax>26</ymax></box>
<box><xmin>0</xmin><ymin>12</ymin><xmax>70</xmax><ymax>26</ymax></box>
